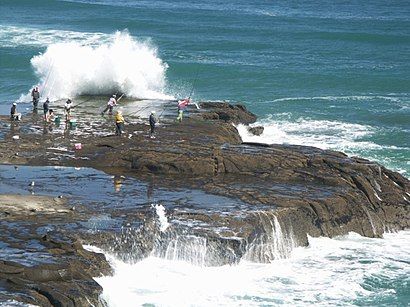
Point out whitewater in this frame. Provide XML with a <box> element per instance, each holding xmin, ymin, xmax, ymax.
<box><xmin>92</xmin><ymin>229</ymin><xmax>410</xmax><ymax>306</ymax></box>
<box><xmin>84</xmin><ymin>205</ymin><xmax>409</xmax><ymax>306</ymax></box>
<box><xmin>18</xmin><ymin>30</ymin><xmax>172</xmax><ymax>101</ymax></box>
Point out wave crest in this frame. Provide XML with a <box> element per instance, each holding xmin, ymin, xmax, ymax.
<box><xmin>24</xmin><ymin>31</ymin><xmax>171</xmax><ymax>100</ymax></box>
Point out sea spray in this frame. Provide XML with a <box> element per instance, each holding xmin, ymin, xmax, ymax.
<box><xmin>23</xmin><ymin>31</ymin><xmax>171</xmax><ymax>101</ymax></box>
<box><xmin>243</xmin><ymin>212</ymin><xmax>296</xmax><ymax>262</ymax></box>
<box><xmin>152</xmin><ymin>203</ymin><xmax>170</xmax><ymax>232</ymax></box>
<box><xmin>95</xmin><ymin>231</ymin><xmax>410</xmax><ymax>306</ymax></box>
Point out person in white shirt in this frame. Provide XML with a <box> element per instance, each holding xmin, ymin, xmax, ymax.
<box><xmin>64</xmin><ymin>99</ymin><xmax>72</xmax><ymax>121</ymax></box>
<box><xmin>101</xmin><ymin>94</ymin><xmax>117</xmax><ymax>115</ymax></box>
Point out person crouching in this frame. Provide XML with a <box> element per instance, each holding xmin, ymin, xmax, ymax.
<box><xmin>115</xmin><ymin>110</ymin><xmax>125</xmax><ymax>136</ymax></box>
<box><xmin>10</xmin><ymin>103</ymin><xmax>21</xmax><ymax>121</ymax></box>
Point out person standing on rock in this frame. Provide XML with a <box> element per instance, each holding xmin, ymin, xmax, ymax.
<box><xmin>43</xmin><ymin>97</ymin><xmax>50</xmax><ymax>121</ymax></box>
<box><xmin>31</xmin><ymin>86</ymin><xmax>40</xmax><ymax>110</ymax></box>
<box><xmin>101</xmin><ymin>94</ymin><xmax>117</xmax><ymax>116</ymax></box>
<box><xmin>176</xmin><ymin>97</ymin><xmax>190</xmax><ymax>122</ymax></box>
<box><xmin>149</xmin><ymin>110</ymin><xmax>158</xmax><ymax>139</ymax></box>
<box><xmin>115</xmin><ymin>110</ymin><xmax>125</xmax><ymax>136</ymax></box>
<box><xmin>64</xmin><ymin>99</ymin><xmax>72</xmax><ymax>121</ymax></box>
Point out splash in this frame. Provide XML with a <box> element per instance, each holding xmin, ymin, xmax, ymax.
<box><xmin>94</xmin><ymin>231</ymin><xmax>410</xmax><ymax>306</ymax></box>
<box><xmin>23</xmin><ymin>31</ymin><xmax>171</xmax><ymax>101</ymax></box>
<box><xmin>152</xmin><ymin>204</ymin><xmax>170</xmax><ymax>232</ymax></box>
<box><xmin>243</xmin><ymin>212</ymin><xmax>296</xmax><ymax>262</ymax></box>
<box><xmin>237</xmin><ymin>117</ymin><xmax>409</xmax><ymax>177</ymax></box>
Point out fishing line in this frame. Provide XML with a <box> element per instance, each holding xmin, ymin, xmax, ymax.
<box><xmin>42</xmin><ymin>59</ymin><xmax>54</xmax><ymax>94</ymax></box>
<box><xmin>188</xmin><ymin>66</ymin><xmax>201</xmax><ymax>99</ymax></box>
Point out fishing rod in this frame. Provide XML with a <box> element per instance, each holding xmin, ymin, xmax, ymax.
<box><xmin>46</xmin><ymin>69</ymin><xmax>57</xmax><ymax>99</ymax></box>
<box><xmin>117</xmin><ymin>93</ymin><xmax>125</xmax><ymax>102</ymax></box>
<box><xmin>126</xmin><ymin>104</ymin><xmax>152</xmax><ymax>117</ymax></box>
<box><xmin>71</xmin><ymin>96</ymin><xmax>95</xmax><ymax>109</ymax></box>
<box><xmin>42</xmin><ymin>59</ymin><xmax>54</xmax><ymax>95</ymax></box>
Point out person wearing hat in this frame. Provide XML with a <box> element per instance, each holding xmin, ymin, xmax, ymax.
<box><xmin>101</xmin><ymin>94</ymin><xmax>117</xmax><ymax>115</ymax></box>
<box><xmin>64</xmin><ymin>99</ymin><xmax>72</xmax><ymax>121</ymax></box>
<box><xmin>10</xmin><ymin>103</ymin><xmax>21</xmax><ymax>121</ymax></box>
<box><xmin>149</xmin><ymin>110</ymin><xmax>158</xmax><ymax>139</ymax></box>
<box><xmin>31</xmin><ymin>86</ymin><xmax>40</xmax><ymax>110</ymax></box>
<box><xmin>115</xmin><ymin>109</ymin><xmax>125</xmax><ymax>136</ymax></box>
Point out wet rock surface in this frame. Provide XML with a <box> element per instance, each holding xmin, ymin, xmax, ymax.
<box><xmin>0</xmin><ymin>99</ymin><xmax>409</xmax><ymax>305</ymax></box>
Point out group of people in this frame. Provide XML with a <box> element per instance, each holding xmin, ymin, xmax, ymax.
<box><xmin>110</xmin><ymin>95</ymin><xmax>191</xmax><ymax>138</ymax></box>
<box><xmin>12</xmin><ymin>86</ymin><xmax>193</xmax><ymax>138</ymax></box>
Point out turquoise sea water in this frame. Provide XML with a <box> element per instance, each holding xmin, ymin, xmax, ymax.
<box><xmin>0</xmin><ymin>1</ymin><xmax>409</xmax><ymax>306</ymax></box>
<box><xmin>0</xmin><ymin>0</ymin><xmax>409</xmax><ymax>176</ymax></box>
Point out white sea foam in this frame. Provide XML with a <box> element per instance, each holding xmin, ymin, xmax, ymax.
<box><xmin>14</xmin><ymin>29</ymin><xmax>171</xmax><ymax>101</ymax></box>
<box><xmin>271</xmin><ymin>95</ymin><xmax>403</xmax><ymax>103</ymax></box>
<box><xmin>237</xmin><ymin>116</ymin><xmax>409</xmax><ymax>177</ymax></box>
<box><xmin>238</xmin><ymin>118</ymin><xmax>378</xmax><ymax>151</ymax></box>
<box><xmin>95</xmin><ymin>231</ymin><xmax>410</xmax><ymax>306</ymax></box>
<box><xmin>152</xmin><ymin>204</ymin><xmax>170</xmax><ymax>232</ymax></box>
<box><xmin>0</xmin><ymin>25</ymin><xmax>111</xmax><ymax>48</ymax></box>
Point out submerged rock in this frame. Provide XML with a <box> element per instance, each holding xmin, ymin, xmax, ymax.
<box><xmin>247</xmin><ymin>125</ymin><xmax>264</xmax><ymax>136</ymax></box>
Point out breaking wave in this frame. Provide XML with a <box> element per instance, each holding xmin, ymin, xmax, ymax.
<box><xmin>237</xmin><ymin>117</ymin><xmax>409</xmax><ymax>177</ymax></box>
<box><xmin>20</xmin><ymin>30</ymin><xmax>171</xmax><ymax>100</ymax></box>
<box><xmin>238</xmin><ymin>118</ymin><xmax>377</xmax><ymax>150</ymax></box>
<box><xmin>91</xmin><ymin>231</ymin><xmax>410</xmax><ymax>306</ymax></box>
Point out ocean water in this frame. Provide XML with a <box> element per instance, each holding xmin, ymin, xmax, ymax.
<box><xmin>0</xmin><ymin>0</ymin><xmax>409</xmax><ymax>306</ymax></box>
<box><xmin>93</xmin><ymin>230</ymin><xmax>410</xmax><ymax>306</ymax></box>
<box><xmin>0</xmin><ymin>0</ymin><xmax>409</xmax><ymax>176</ymax></box>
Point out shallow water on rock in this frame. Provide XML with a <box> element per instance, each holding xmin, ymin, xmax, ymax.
<box><xmin>0</xmin><ymin>164</ymin><xmax>250</xmax><ymax>213</ymax></box>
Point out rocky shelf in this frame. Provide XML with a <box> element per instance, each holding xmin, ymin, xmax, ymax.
<box><xmin>0</xmin><ymin>100</ymin><xmax>409</xmax><ymax>306</ymax></box>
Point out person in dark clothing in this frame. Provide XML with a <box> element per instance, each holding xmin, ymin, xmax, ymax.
<box><xmin>31</xmin><ymin>87</ymin><xmax>40</xmax><ymax>110</ymax></box>
<box><xmin>43</xmin><ymin>98</ymin><xmax>50</xmax><ymax>121</ymax></box>
<box><xmin>10</xmin><ymin>103</ymin><xmax>21</xmax><ymax>121</ymax></box>
<box><xmin>149</xmin><ymin>111</ymin><xmax>157</xmax><ymax>139</ymax></box>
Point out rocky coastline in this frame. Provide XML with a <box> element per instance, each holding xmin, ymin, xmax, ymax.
<box><xmin>0</xmin><ymin>100</ymin><xmax>409</xmax><ymax>306</ymax></box>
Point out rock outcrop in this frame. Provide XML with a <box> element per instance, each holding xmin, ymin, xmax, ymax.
<box><xmin>0</xmin><ymin>99</ymin><xmax>409</xmax><ymax>304</ymax></box>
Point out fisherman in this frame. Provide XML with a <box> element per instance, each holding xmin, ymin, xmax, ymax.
<box><xmin>64</xmin><ymin>99</ymin><xmax>72</xmax><ymax>121</ymax></box>
<box><xmin>176</xmin><ymin>97</ymin><xmax>190</xmax><ymax>122</ymax></box>
<box><xmin>115</xmin><ymin>110</ymin><xmax>125</xmax><ymax>136</ymax></box>
<box><xmin>149</xmin><ymin>110</ymin><xmax>158</xmax><ymax>139</ymax></box>
<box><xmin>10</xmin><ymin>103</ymin><xmax>21</xmax><ymax>121</ymax></box>
<box><xmin>101</xmin><ymin>94</ymin><xmax>117</xmax><ymax>115</ymax></box>
<box><xmin>46</xmin><ymin>109</ymin><xmax>55</xmax><ymax>123</ymax></box>
<box><xmin>31</xmin><ymin>86</ymin><xmax>40</xmax><ymax>110</ymax></box>
<box><xmin>43</xmin><ymin>97</ymin><xmax>50</xmax><ymax>121</ymax></box>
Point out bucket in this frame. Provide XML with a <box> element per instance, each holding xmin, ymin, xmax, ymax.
<box><xmin>74</xmin><ymin>143</ymin><xmax>82</xmax><ymax>150</ymax></box>
<box><xmin>54</xmin><ymin>116</ymin><xmax>61</xmax><ymax>125</ymax></box>
<box><xmin>69</xmin><ymin>119</ymin><xmax>77</xmax><ymax>129</ymax></box>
